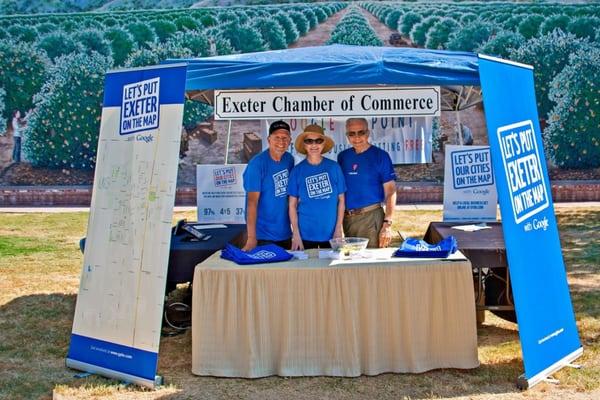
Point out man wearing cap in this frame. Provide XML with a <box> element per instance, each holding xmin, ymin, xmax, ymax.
<box><xmin>242</xmin><ymin>120</ymin><xmax>295</xmax><ymax>251</ymax></box>
<box><xmin>337</xmin><ymin>118</ymin><xmax>397</xmax><ymax>248</ymax></box>
<box><xmin>288</xmin><ymin>124</ymin><xmax>346</xmax><ymax>250</ymax></box>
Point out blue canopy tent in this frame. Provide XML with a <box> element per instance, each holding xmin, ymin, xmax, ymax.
<box><xmin>166</xmin><ymin>45</ymin><xmax>582</xmax><ymax>389</ymax></box>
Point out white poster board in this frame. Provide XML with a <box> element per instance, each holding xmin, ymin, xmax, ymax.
<box><xmin>443</xmin><ymin>145</ymin><xmax>498</xmax><ymax>222</ymax></box>
<box><xmin>196</xmin><ymin>164</ymin><xmax>247</xmax><ymax>224</ymax></box>
<box><xmin>67</xmin><ymin>64</ymin><xmax>187</xmax><ymax>387</ymax></box>
<box><xmin>260</xmin><ymin>117</ymin><xmax>434</xmax><ymax>164</ymax></box>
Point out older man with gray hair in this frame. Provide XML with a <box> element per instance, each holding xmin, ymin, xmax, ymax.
<box><xmin>337</xmin><ymin>118</ymin><xmax>397</xmax><ymax>248</ymax></box>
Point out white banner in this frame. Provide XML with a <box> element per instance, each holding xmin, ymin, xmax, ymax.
<box><xmin>443</xmin><ymin>145</ymin><xmax>498</xmax><ymax>222</ymax></box>
<box><xmin>260</xmin><ymin>117</ymin><xmax>433</xmax><ymax>164</ymax></box>
<box><xmin>67</xmin><ymin>64</ymin><xmax>187</xmax><ymax>388</ymax></box>
<box><xmin>196</xmin><ymin>164</ymin><xmax>247</xmax><ymax>224</ymax></box>
<box><xmin>215</xmin><ymin>87</ymin><xmax>440</xmax><ymax>120</ymax></box>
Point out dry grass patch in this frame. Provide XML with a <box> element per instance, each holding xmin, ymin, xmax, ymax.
<box><xmin>0</xmin><ymin>207</ymin><xmax>598</xmax><ymax>399</ymax></box>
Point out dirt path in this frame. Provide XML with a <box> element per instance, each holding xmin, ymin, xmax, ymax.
<box><xmin>289</xmin><ymin>8</ymin><xmax>349</xmax><ymax>48</ymax></box>
<box><xmin>359</xmin><ymin>7</ymin><xmax>396</xmax><ymax>46</ymax></box>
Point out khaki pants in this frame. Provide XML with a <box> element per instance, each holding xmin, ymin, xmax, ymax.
<box><xmin>343</xmin><ymin>207</ymin><xmax>384</xmax><ymax>248</ymax></box>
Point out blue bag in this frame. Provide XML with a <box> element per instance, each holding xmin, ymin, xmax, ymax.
<box><xmin>221</xmin><ymin>243</ymin><xmax>293</xmax><ymax>265</ymax></box>
<box><xmin>393</xmin><ymin>236</ymin><xmax>458</xmax><ymax>258</ymax></box>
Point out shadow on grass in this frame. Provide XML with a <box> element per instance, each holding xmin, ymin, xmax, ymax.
<box><xmin>0</xmin><ymin>293</ymin><xmax>77</xmax><ymax>400</ymax></box>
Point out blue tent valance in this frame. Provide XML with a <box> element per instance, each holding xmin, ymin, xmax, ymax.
<box><xmin>166</xmin><ymin>44</ymin><xmax>481</xmax><ymax>91</ymax></box>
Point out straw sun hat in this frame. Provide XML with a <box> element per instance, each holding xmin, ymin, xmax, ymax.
<box><xmin>294</xmin><ymin>124</ymin><xmax>335</xmax><ymax>155</ymax></box>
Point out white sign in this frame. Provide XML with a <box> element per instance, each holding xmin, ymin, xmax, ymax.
<box><xmin>215</xmin><ymin>87</ymin><xmax>441</xmax><ymax>120</ymax></box>
<box><xmin>120</xmin><ymin>77</ymin><xmax>160</xmax><ymax>135</ymax></box>
<box><xmin>497</xmin><ymin>120</ymin><xmax>549</xmax><ymax>224</ymax></box>
<box><xmin>196</xmin><ymin>164</ymin><xmax>246</xmax><ymax>224</ymax></box>
<box><xmin>443</xmin><ymin>145</ymin><xmax>498</xmax><ymax>222</ymax></box>
<box><xmin>260</xmin><ymin>117</ymin><xmax>433</xmax><ymax>164</ymax></box>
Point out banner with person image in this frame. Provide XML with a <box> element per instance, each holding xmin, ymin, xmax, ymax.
<box><xmin>260</xmin><ymin>117</ymin><xmax>435</xmax><ymax>164</ymax></box>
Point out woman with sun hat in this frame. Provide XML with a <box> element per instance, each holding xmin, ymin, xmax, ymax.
<box><xmin>288</xmin><ymin>124</ymin><xmax>346</xmax><ymax>250</ymax></box>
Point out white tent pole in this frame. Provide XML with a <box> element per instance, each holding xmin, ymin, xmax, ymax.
<box><xmin>225</xmin><ymin>120</ymin><xmax>232</xmax><ymax>165</ymax></box>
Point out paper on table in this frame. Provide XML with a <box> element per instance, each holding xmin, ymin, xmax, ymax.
<box><xmin>288</xmin><ymin>251</ymin><xmax>309</xmax><ymax>260</ymax></box>
<box><xmin>192</xmin><ymin>224</ymin><xmax>228</xmax><ymax>230</ymax></box>
<box><xmin>451</xmin><ymin>223</ymin><xmax>492</xmax><ymax>232</ymax></box>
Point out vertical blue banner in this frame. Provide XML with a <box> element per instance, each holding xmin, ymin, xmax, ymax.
<box><xmin>478</xmin><ymin>55</ymin><xmax>582</xmax><ymax>387</ymax></box>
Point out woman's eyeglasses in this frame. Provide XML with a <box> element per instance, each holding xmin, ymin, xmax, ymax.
<box><xmin>303</xmin><ymin>138</ymin><xmax>325</xmax><ymax>144</ymax></box>
<box><xmin>346</xmin><ymin>130</ymin><xmax>367</xmax><ymax>137</ymax></box>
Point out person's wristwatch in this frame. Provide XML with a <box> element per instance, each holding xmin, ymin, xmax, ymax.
<box><xmin>383</xmin><ymin>219</ymin><xmax>392</xmax><ymax>227</ymax></box>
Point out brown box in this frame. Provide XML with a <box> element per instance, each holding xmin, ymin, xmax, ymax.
<box><xmin>243</xmin><ymin>131</ymin><xmax>262</xmax><ymax>161</ymax></box>
<box><xmin>199</xmin><ymin>127</ymin><xmax>217</xmax><ymax>144</ymax></box>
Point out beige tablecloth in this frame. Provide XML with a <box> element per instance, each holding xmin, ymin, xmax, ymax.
<box><xmin>192</xmin><ymin>249</ymin><xmax>479</xmax><ymax>377</ymax></box>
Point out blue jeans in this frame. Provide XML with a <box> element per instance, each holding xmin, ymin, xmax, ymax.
<box><xmin>12</xmin><ymin>136</ymin><xmax>21</xmax><ymax>162</ymax></box>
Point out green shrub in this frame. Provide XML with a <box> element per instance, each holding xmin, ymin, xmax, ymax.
<box><xmin>302</xmin><ymin>9</ymin><xmax>318</xmax><ymax>30</ymax></box>
<box><xmin>253</xmin><ymin>17</ymin><xmax>287</xmax><ymax>50</ymax></box>
<box><xmin>540</xmin><ymin>14</ymin><xmax>571</xmax><ymax>35</ymax></box>
<box><xmin>426</xmin><ymin>18</ymin><xmax>459</xmax><ymax>49</ymax></box>
<box><xmin>510</xmin><ymin>30</ymin><xmax>590</xmax><ymax>121</ymax></box>
<box><xmin>175</xmin><ymin>16</ymin><xmax>199</xmax><ymax>31</ymax></box>
<box><xmin>545</xmin><ymin>47</ymin><xmax>600</xmax><ymax>168</ymax></box>
<box><xmin>219</xmin><ymin>22</ymin><xmax>266</xmax><ymax>53</ymax></box>
<box><xmin>105</xmin><ymin>28</ymin><xmax>136</xmax><ymax>66</ymax></box>
<box><xmin>517</xmin><ymin>14</ymin><xmax>545</xmax><ymax>39</ymax></box>
<box><xmin>446</xmin><ymin>20</ymin><xmax>497</xmax><ymax>52</ymax></box>
<box><xmin>36</xmin><ymin>31</ymin><xmax>81</xmax><ymax>62</ymax></box>
<box><xmin>313</xmin><ymin>7</ymin><xmax>327</xmax><ymax>23</ymax></box>
<box><xmin>274</xmin><ymin>12</ymin><xmax>299</xmax><ymax>45</ymax></box>
<box><xmin>289</xmin><ymin>11</ymin><xmax>309</xmax><ymax>36</ymax></box>
<box><xmin>411</xmin><ymin>16</ymin><xmax>440</xmax><ymax>47</ymax></box>
<box><xmin>385</xmin><ymin>10</ymin><xmax>403</xmax><ymax>30</ymax></box>
<box><xmin>183</xmin><ymin>99</ymin><xmax>213</xmax><ymax>130</ymax></box>
<box><xmin>125</xmin><ymin>40</ymin><xmax>192</xmax><ymax>68</ymax></box>
<box><xmin>399</xmin><ymin>11</ymin><xmax>421</xmax><ymax>36</ymax></box>
<box><xmin>200</xmin><ymin>14</ymin><xmax>218</xmax><ymax>28</ymax></box>
<box><xmin>567</xmin><ymin>16</ymin><xmax>600</xmax><ymax>40</ymax></box>
<box><xmin>150</xmin><ymin>20</ymin><xmax>177</xmax><ymax>43</ymax></box>
<box><xmin>127</xmin><ymin>22</ymin><xmax>156</xmax><ymax>48</ymax></box>
<box><xmin>74</xmin><ymin>28</ymin><xmax>112</xmax><ymax>58</ymax></box>
<box><xmin>7</xmin><ymin>25</ymin><xmax>38</xmax><ymax>43</ymax></box>
<box><xmin>35</xmin><ymin>22</ymin><xmax>56</xmax><ymax>35</ymax></box>
<box><xmin>0</xmin><ymin>88</ymin><xmax>6</xmax><ymax>122</ymax></box>
<box><xmin>167</xmin><ymin>31</ymin><xmax>210</xmax><ymax>57</ymax></box>
<box><xmin>477</xmin><ymin>30</ymin><xmax>525</xmax><ymax>59</ymax></box>
<box><xmin>22</xmin><ymin>52</ymin><xmax>112</xmax><ymax>170</ymax></box>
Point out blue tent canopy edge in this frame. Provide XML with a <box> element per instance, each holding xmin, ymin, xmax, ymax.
<box><xmin>165</xmin><ymin>44</ymin><xmax>481</xmax><ymax>90</ymax></box>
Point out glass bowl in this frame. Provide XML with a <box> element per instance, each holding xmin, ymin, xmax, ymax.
<box><xmin>329</xmin><ymin>237</ymin><xmax>369</xmax><ymax>257</ymax></box>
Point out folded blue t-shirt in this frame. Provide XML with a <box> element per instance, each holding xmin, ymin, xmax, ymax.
<box><xmin>393</xmin><ymin>236</ymin><xmax>458</xmax><ymax>258</ymax></box>
<box><xmin>221</xmin><ymin>243</ymin><xmax>293</xmax><ymax>265</ymax></box>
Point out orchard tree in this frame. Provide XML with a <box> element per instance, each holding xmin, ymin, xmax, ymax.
<box><xmin>446</xmin><ymin>20</ymin><xmax>497</xmax><ymax>52</ymax></box>
<box><xmin>219</xmin><ymin>22</ymin><xmax>266</xmax><ymax>53</ymax></box>
<box><xmin>74</xmin><ymin>28</ymin><xmax>112</xmax><ymax>58</ymax></box>
<box><xmin>253</xmin><ymin>17</ymin><xmax>286</xmax><ymax>50</ymax></box>
<box><xmin>545</xmin><ymin>47</ymin><xmax>600</xmax><ymax>168</ymax></box>
<box><xmin>477</xmin><ymin>30</ymin><xmax>525</xmax><ymax>59</ymax></box>
<box><xmin>127</xmin><ymin>22</ymin><xmax>156</xmax><ymax>48</ymax></box>
<box><xmin>22</xmin><ymin>52</ymin><xmax>113</xmax><ymax>169</ymax></box>
<box><xmin>510</xmin><ymin>30</ymin><xmax>590</xmax><ymax>121</ymax></box>
<box><xmin>105</xmin><ymin>28</ymin><xmax>136</xmax><ymax>66</ymax></box>
<box><xmin>426</xmin><ymin>18</ymin><xmax>459</xmax><ymax>49</ymax></box>
<box><xmin>0</xmin><ymin>39</ymin><xmax>50</xmax><ymax>120</ymax></box>
<box><xmin>168</xmin><ymin>31</ymin><xmax>211</xmax><ymax>57</ymax></box>
<box><xmin>567</xmin><ymin>16</ymin><xmax>600</xmax><ymax>40</ymax></box>
<box><xmin>539</xmin><ymin>14</ymin><xmax>570</xmax><ymax>35</ymax></box>
<box><xmin>275</xmin><ymin>12</ymin><xmax>299</xmax><ymax>45</ymax></box>
<box><xmin>36</xmin><ymin>31</ymin><xmax>81</xmax><ymax>62</ymax></box>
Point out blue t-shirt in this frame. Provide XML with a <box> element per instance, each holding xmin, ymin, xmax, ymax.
<box><xmin>337</xmin><ymin>145</ymin><xmax>396</xmax><ymax>210</ymax></box>
<box><xmin>243</xmin><ymin>150</ymin><xmax>295</xmax><ymax>241</ymax></box>
<box><xmin>288</xmin><ymin>158</ymin><xmax>346</xmax><ymax>242</ymax></box>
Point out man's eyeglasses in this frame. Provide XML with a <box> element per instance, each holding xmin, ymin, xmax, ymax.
<box><xmin>303</xmin><ymin>138</ymin><xmax>325</xmax><ymax>145</ymax></box>
<box><xmin>346</xmin><ymin>130</ymin><xmax>367</xmax><ymax>137</ymax></box>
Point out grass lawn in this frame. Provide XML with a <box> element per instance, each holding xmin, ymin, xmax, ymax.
<box><xmin>1</xmin><ymin>207</ymin><xmax>599</xmax><ymax>400</ymax></box>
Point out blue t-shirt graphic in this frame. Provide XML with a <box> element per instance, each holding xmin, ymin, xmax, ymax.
<box><xmin>288</xmin><ymin>158</ymin><xmax>346</xmax><ymax>242</ymax></box>
<box><xmin>337</xmin><ymin>145</ymin><xmax>396</xmax><ymax>210</ymax></box>
<box><xmin>243</xmin><ymin>150</ymin><xmax>295</xmax><ymax>241</ymax></box>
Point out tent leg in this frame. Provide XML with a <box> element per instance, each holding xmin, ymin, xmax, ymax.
<box><xmin>455</xmin><ymin>110</ymin><xmax>463</xmax><ymax>145</ymax></box>
<box><xmin>225</xmin><ymin>120</ymin><xmax>232</xmax><ymax>165</ymax></box>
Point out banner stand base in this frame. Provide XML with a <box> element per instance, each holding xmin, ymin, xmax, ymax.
<box><xmin>66</xmin><ymin>358</ymin><xmax>159</xmax><ymax>389</ymax></box>
<box><xmin>516</xmin><ymin>347</ymin><xmax>583</xmax><ymax>390</ymax></box>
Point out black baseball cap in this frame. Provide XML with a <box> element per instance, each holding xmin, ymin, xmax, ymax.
<box><xmin>269</xmin><ymin>120</ymin><xmax>291</xmax><ymax>135</ymax></box>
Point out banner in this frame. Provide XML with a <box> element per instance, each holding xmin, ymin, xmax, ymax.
<box><xmin>443</xmin><ymin>145</ymin><xmax>497</xmax><ymax>222</ymax></box>
<box><xmin>66</xmin><ymin>64</ymin><xmax>188</xmax><ymax>387</ymax></box>
<box><xmin>479</xmin><ymin>55</ymin><xmax>582</xmax><ymax>388</ymax></box>
<box><xmin>260</xmin><ymin>117</ymin><xmax>434</xmax><ymax>164</ymax></box>
<box><xmin>215</xmin><ymin>87</ymin><xmax>440</xmax><ymax>120</ymax></box>
<box><xmin>196</xmin><ymin>164</ymin><xmax>246</xmax><ymax>224</ymax></box>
